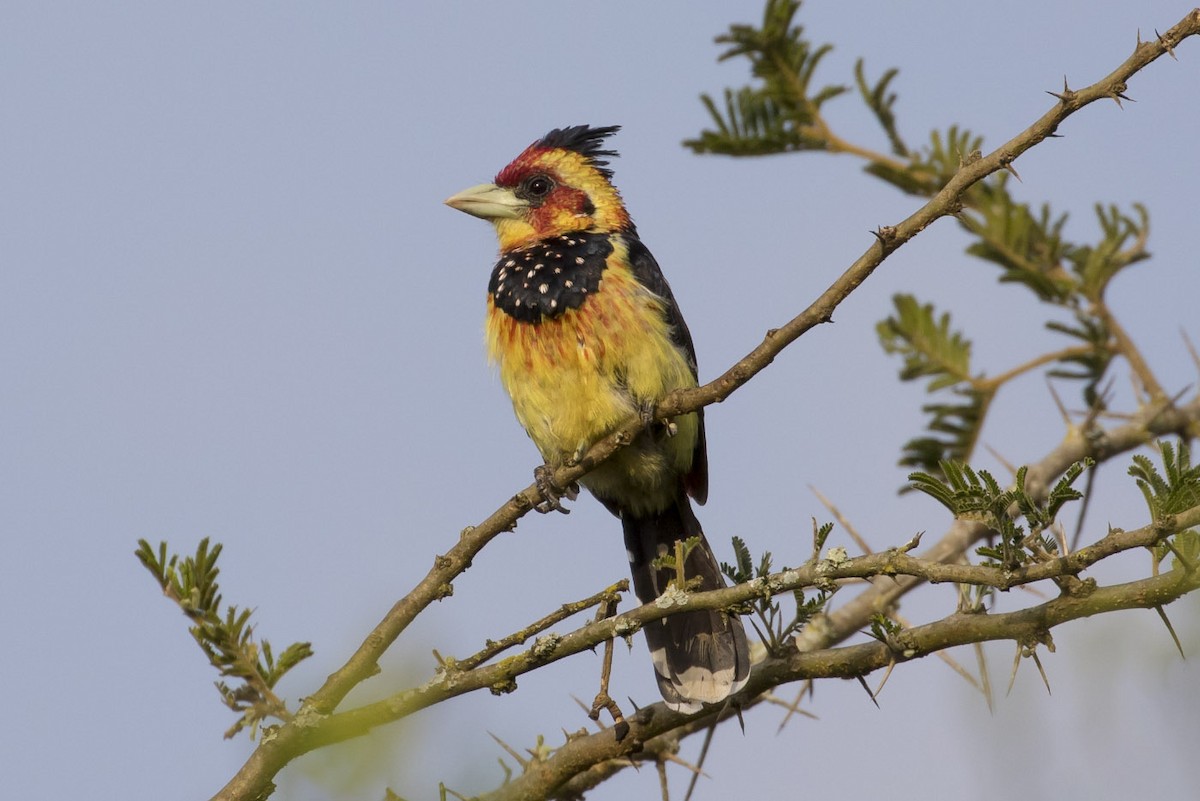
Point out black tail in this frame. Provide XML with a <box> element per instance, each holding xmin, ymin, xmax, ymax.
<box><xmin>621</xmin><ymin>495</ymin><xmax>750</xmax><ymax>712</ymax></box>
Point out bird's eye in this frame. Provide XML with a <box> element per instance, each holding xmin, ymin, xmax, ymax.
<box><xmin>524</xmin><ymin>175</ymin><xmax>554</xmax><ymax>198</ymax></box>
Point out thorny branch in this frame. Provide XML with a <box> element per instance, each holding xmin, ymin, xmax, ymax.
<box><xmin>487</xmin><ymin>568</ymin><xmax>1200</xmax><ymax>801</ymax></box>
<box><xmin>216</xmin><ymin>479</ymin><xmax>1200</xmax><ymax>800</ymax></box>
<box><xmin>296</xmin><ymin>497</ymin><xmax>1200</xmax><ymax>756</ymax></box>
<box><xmin>453</xmin><ymin>581</ymin><xmax>629</xmax><ymax>673</ymax></box>
<box><xmin>209</xmin><ymin>10</ymin><xmax>1200</xmax><ymax>801</ymax></box>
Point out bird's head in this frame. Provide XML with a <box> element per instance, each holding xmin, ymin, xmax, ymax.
<box><xmin>445</xmin><ymin>125</ymin><xmax>632</xmax><ymax>251</ymax></box>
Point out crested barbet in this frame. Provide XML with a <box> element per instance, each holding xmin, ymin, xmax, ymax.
<box><xmin>446</xmin><ymin>125</ymin><xmax>749</xmax><ymax>712</ymax></box>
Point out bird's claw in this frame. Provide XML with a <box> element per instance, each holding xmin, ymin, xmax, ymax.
<box><xmin>534</xmin><ymin>465</ymin><xmax>578</xmax><ymax>514</ymax></box>
<box><xmin>637</xmin><ymin>400</ymin><xmax>657</xmax><ymax>428</ymax></box>
<box><xmin>638</xmin><ymin>400</ymin><xmax>677</xmax><ymax>437</ymax></box>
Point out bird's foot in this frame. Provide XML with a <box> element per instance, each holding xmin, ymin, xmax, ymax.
<box><xmin>533</xmin><ymin>465</ymin><xmax>578</xmax><ymax>514</ymax></box>
<box><xmin>637</xmin><ymin>400</ymin><xmax>657</xmax><ymax>428</ymax></box>
<box><xmin>637</xmin><ymin>400</ymin><xmax>677</xmax><ymax>437</ymax></box>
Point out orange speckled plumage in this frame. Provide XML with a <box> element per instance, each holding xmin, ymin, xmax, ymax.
<box><xmin>485</xmin><ymin>241</ymin><xmax>699</xmax><ymax>514</ymax></box>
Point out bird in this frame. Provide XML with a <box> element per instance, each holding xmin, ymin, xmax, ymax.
<box><xmin>445</xmin><ymin>125</ymin><xmax>749</xmax><ymax>713</ymax></box>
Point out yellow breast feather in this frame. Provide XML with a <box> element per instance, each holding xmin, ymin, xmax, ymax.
<box><xmin>485</xmin><ymin>251</ymin><xmax>698</xmax><ymax>475</ymax></box>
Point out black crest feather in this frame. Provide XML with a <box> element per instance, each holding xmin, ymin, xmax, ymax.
<box><xmin>537</xmin><ymin>125</ymin><xmax>621</xmax><ymax>179</ymax></box>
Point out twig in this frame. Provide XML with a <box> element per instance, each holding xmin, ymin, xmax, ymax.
<box><xmin>976</xmin><ymin>345</ymin><xmax>1098</xmax><ymax>393</ymax></box>
<box><xmin>458</xmin><ymin>581</ymin><xmax>628</xmax><ymax>672</ymax></box>
<box><xmin>810</xmin><ymin>485</ymin><xmax>873</xmax><ymax>554</ymax></box>
<box><xmin>1093</xmin><ymin>300</ymin><xmax>1167</xmax><ymax>401</ymax></box>
<box><xmin>588</xmin><ymin>594</ymin><xmax>630</xmax><ymax>741</ymax></box>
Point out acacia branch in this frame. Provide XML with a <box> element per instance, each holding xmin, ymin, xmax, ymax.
<box><xmin>454</xmin><ymin>581</ymin><xmax>629</xmax><ymax>673</ymax></box>
<box><xmin>797</xmin><ymin>393</ymin><xmax>1200</xmax><ymax>654</ymax></box>
<box><xmin>208</xmin><ymin>10</ymin><xmax>1200</xmax><ymax>801</ymax></box>
<box><xmin>1094</xmin><ymin>299</ymin><xmax>1168</xmax><ymax>401</ymax></box>
<box><xmin>975</xmin><ymin>344</ymin><xmax>1098</xmax><ymax>393</ymax></box>
<box><xmin>215</xmin><ymin>395</ymin><xmax>1200</xmax><ymax>799</ymax></box>
<box><xmin>252</xmin><ymin>497</ymin><xmax>1200</xmax><ymax>758</ymax></box>
<box><xmin>486</xmin><ymin>564</ymin><xmax>1200</xmax><ymax>801</ymax></box>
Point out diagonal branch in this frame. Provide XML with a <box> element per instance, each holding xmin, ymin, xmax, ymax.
<box><xmin>455</xmin><ymin>580</ymin><xmax>629</xmax><ymax>672</ymax></box>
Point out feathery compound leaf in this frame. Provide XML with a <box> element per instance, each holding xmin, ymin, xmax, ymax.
<box><xmin>878</xmin><ymin>295</ymin><xmax>973</xmax><ymax>389</ymax></box>
<box><xmin>721</xmin><ymin>533</ymin><xmax>820</xmax><ymax>654</ymax></box>
<box><xmin>1045</xmin><ymin>312</ymin><xmax>1114</xmax><ymax>407</ymax></box>
<box><xmin>907</xmin><ymin>469</ymin><xmax>960</xmax><ymax>514</ymax></box>
<box><xmin>135</xmin><ymin>538</ymin><xmax>313</xmax><ymax>738</ymax></box>
<box><xmin>686</xmin><ymin>0</ymin><xmax>848</xmax><ymax>157</ymax></box>
<box><xmin>1130</xmin><ymin>442</ymin><xmax>1200</xmax><ymax>569</ymax></box>
<box><xmin>1043</xmin><ymin>460</ymin><xmax>1091</xmax><ymax>522</ymax></box>
<box><xmin>1129</xmin><ymin>441</ymin><xmax>1200</xmax><ymax>520</ymax></box>
<box><xmin>135</xmin><ymin>539</ymin><xmax>172</xmax><ymax>588</ymax></box>
<box><xmin>854</xmin><ymin>58</ymin><xmax>908</xmax><ymax>157</ymax></box>
<box><xmin>689</xmin><ymin>87</ymin><xmax>831</xmax><ymax>156</ymax></box>
<box><xmin>267</xmin><ymin>642</ymin><xmax>317</xmax><ymax>688</ymax></box>
<box><xmin>813</xmin><ymin>520</ymin><xmax>834</xmax><ymax>553</ymax></box>
<box><xmin>1130</xmin><ymin>453</ymin><xmax>1168</xmax><ymax>514</ymax></box>
<box><xmin>960</xmin><ymin>177</ymin><xmax>1077</xmax><ymax>303</ymax></box>
<box><xmin>879</xmin><ymin>295</ymin><xmax>991</xmax><ymax>478</ymax></box>
<box><xmin>910</xmin><ymin>459</ymin><xmax>1089</xmax><ymax>568</ymax></box>
<box><xmin>861</xmin><ymin>125</ymin><xmax>981</xmax><ymax>198</ymax></box>
<box><xmin>910</xmin><ymin>461</ymin><xmax>1010</xmax><ymax>519</ymax></box>
<box><xmin>721</xmin><ymin>535</ymin><xmax>757</xmax><ymax>584</ymax></box>
<box><xmin>1068</xmin><ymin>203</ymin><xmax>1151</xmax><ymax>301</ymax></box>
<box><xmin>905</xmin><ymin>393</ymin><xmax>987</xmax><ymax>465</ymax></box>
<box><xmin>1169</xmin><ymin>530</ymin><xmax>1200</xmax><ymax>572</ymax></box>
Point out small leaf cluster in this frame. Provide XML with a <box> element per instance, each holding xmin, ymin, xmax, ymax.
<box><xmin>1129</xmin><ymin>441</ymin><xmax>1200</xmax><ymax>569</ymax></box>
<box><xmin>878</xmin><ymin>295</ymin><xmax>988</xmax><ymax>476</ymax></box>
<box><xmin>910</xmin><ymin>460</ymin><xmax>1090</xmax><ymax>570</ymax></box>
<box><xmin>1045</xmin><ymin>314</ymin><xmax>1114</xmax><ymax>408</ymax></box>
<box><xmin>722</xmin><ymin>533</ymin><xmax>831</xmax><ymax>655</ymax></box>
<box><xmin>684</xmin><ymin>0</ymin><xmax>847</xmax><ymax>157</ymax></box>
<box><xmin>135</xmin><ymin>538</ymin><xmax>313</xmax><ymax>739</ymax></box>
<box><xmin>867</xmin><ymin>612</ymin><xmax>902</xmax><ymax>644</ymax></box>
<box><xmin>650</xmin><ymin>534</ymin><xmax>706</xmax><ymax>591</ymax></box>
<box><xmin>1129</xmin><ymin>440</ymin><xmax>1200</xmax><ymax>519</ymax></box>
<box><xmin>961</xmin><ymin>174</ymin><xmax>1076</xmax><ymax>303</ymax></box>
<box><xmin>853</xmin><ymin>59</ymin><xmax>905</xmax><ymax>159</ymax></box>
<box><xmin>865</xmin><ymin>125</ymin><xmax>981</xmax><ymax>197</ymax></box>
<box><xmin>963</xmin><ymin>184</ymin><xmax>1148</xmax><ymax>307</ymax></box>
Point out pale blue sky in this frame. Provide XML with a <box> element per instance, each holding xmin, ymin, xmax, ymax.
<box><xmin>3</xmin><ymin>2</ymin><xmax>1198</xmax><ymax>799</ymax></box>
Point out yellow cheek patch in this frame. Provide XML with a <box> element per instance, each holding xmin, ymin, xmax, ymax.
<box><xmin>491</xmin><ymin>149</ymin><xmax>632</xmax><ymax>252</ymax></box>
<box><xmin>535</xmin><ymin>150</ymin><xmax>629</xmax><ymax>231</ymax></box>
